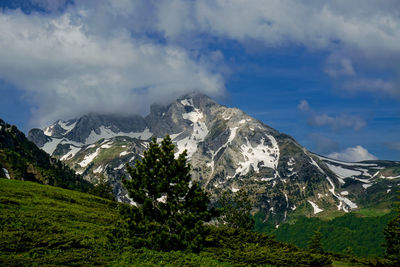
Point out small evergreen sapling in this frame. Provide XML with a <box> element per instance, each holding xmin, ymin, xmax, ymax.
<box><xmin>308</xmin><ymin>230</ymin><xmax>324</xmax><ymax>254</ymax></box>
<box><xmin>218</xmin><ymin>189</ymin><xmax>255</xmax><ymax>230</ymax></box>
<box><xmin>121</xmin><ymin>135</ymin><xmax>213</xmax><ymax>251</ymax></box>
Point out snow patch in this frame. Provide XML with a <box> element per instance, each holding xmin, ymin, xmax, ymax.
<box><xmin>157</xmin><ymin>195</ymin><xmax>167</xmax><ymax>203</ymax></box>
<box><xmin>86</xmin><ymin>144</ymin><xmax>96</xmax><ymax>149</ymax></box>
<box><xmin>119</xmin><ymin>151</ymin><xmax>130</xmax><ymax>157</ymax></box>
<box><xmin>60</xmin><ymin>145</ymin><xmax>81</xmax><ymax>161</ymax></box>
<box><xmin>287</xmin><ymin>157</ymin><xmax>295</xmax><ymax>166</ymax></box>
<box><xmin>176</xmin><ymin>107</ymin><xmax>208</xmax><ymax>158</ymax></box>
<box><xmin>316</xmin><ymin>155</ymin><xmax>377</xmax><ymax>167</ymax></box>
<box><xmin>308</xmin><ymin>155</ymin><xmax>325</xmax><ymax>174</ymax></box>
<box><xmin>231</xmin><ymin>186</ymin><xmax>240</xmax><ymax>193</ymax></box>
<box><xmin>101</xmin><ymin>141</ymin><xmax>113</xmax><ymax>149</ymax></box>
<box><xmin>58</xmin><ymin>120</ymin><xmax>76</xmax><ymax>133</ymax></box>
<box><xmin>42</xmin><ymin>137</ymin><xmax>62</xmax><ymax>155</ymax></box>
<box><xmin>93</xmin><ymin>165</ymin><xmax>103</xmax><ymax>174</ymax></box>
<box><xmin>362</xmin><ymin>184</ymin><xmax>373</xmax><ymax>189</ymax></box>
<box><xmin>326</xmin><ymin>176</ymin><xmax>358</xmax><ymax>212</ymax></box>
<box><xmin>180</xmin><ymin>99</ymin><xmax>193</xmax><ymax>106</ymax></box>
<box><xmin>114</xmin><ymin>163</ymin><xmax>125</xmax><ymax>170</ymax></box>
<box><xmin>233</xmin><ymin>135</ymin><xmax>280</xmax><ymax>178</ymax></box>
<box><xmin>2</xmin><ymin>168</ymin><xmax>10</xmax><ymax>179</ymax></box>
<box><xmin>260</xmin><ymin>177</ymin><xmax>275</xmax><ymax>182</ymax></box>
<box><xmin>85</xmin><ymin>126</ymin><xmax>152</xmax><ymax>144</ymax></box>
<box><xmin>326</xmin><ymin>163</ymin><xmax>362</xmax><ymax>179</ymax></box>
<box><xmin>79</xmin><ymin>148</ymin><xmax>100</xmax><ymax>167</ymax></box>
<box><xmin>308</xmin><ymin>200</ymin><xmax>323</xmax><ymax>214</ymax></box>
<box><xmin>43</xmin><ymin>125</ymin><xmax>54</xmax><ymax>136</ymax></box>
<box><xmin>380</xmin><ymin>175</ymin><xmax>400</xmax><ymax>180</ymax></box>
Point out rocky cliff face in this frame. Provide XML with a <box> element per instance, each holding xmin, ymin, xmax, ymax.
<box><xmin>0</xmin><ymin>118</ymin><xmax>92</xmax><ymax>192</ymax></box>
<box><xmin>28</xmin><ymin>93</ymin><xmax>400</xmax><ymax>223</ymax></box>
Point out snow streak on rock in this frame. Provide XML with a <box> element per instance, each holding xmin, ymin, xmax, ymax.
<box><xmin>176</xmin><ymin>98</ymin><xmax>208</xmax><ymax>158</ymax></box>
<box><xmin>308</xmin><ymin>200</ymin><xmax>323</xmax><ymax>214</ymax></box>
<box><xmin>60</xmin><ymin>145</ymin><xmax>81</xmax><ymax>161</ymax></box>
<box><xmin>86</xmin><ymin>126</ymin><xmax>152</xmax><ymax>145</ymax></box>
<box><xmin>79</xmin><ymin>148</ymin><xmax>100</xmax><ymax>168</ymax></box>
<box><xmin>233</xmin><ymin>135</ymin><xmax>279</xmax><ymax>178</ymax></box>
<box><xmin>2</xmin><ymin>168</ymin><xmax>10</xmax><ymax>179</ymax></box>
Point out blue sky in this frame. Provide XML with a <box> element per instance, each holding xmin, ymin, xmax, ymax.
<box><xmin>0</xmin><ymin>0</ymin><xmax>399</xmax><ymax>161</ymax></box>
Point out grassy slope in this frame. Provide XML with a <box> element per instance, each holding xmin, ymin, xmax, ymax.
<box><xmin>0</xmin><ymin>179</ymin><xmax>119</xmax><ymax>266</ymax></box>
<box><xmin>0</xmin><ymin>179</ymin><xmax>246</xmax><ymax>266</ymax></box>
<box><xmin>0</xmin><ymin>179</ymin><xmax>389</xmax><ymax>266</ymax></box>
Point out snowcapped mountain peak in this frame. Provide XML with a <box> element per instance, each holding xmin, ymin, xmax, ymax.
<box><xmin>28</xmin><ymin>93</ymin><xmax>400</xmax><ymax>223</ymax></box>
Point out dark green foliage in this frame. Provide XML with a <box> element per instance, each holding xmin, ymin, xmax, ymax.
<box><xmin>218</xmin><ymin>189</ymin><xmax>255</xmax><ymax>230</ymax></box>
<box><xmin>270</xmin><ymin>212</ymin><xmax>397</xmax><ymax>257</ymax></box>
<box><xmin>383</xmin><ymin>195</ymin><xmax>400</xmax><ymax>265</ymax></box>
<box><xmin>121</xmin><ymin>136</ymin><xmax>213</xmax><ymax>251</ymax></box>
<box><xmin>111</xmin><ymin>248</ymin><xmax>231</xmax><ymax>266</ymax></box>
<box><xmin>203</xmin><ymin>226</ymin><xmax>332</xmax><ymax>266</ymax></box>
<box><xmin>308</xmin><ymin>230</ymin><xmax>324</xmax><ymax>254</ymax></box>
<box><xmin>89</xmin><ymin>177</ymin><xmax>115</xmax><ymax>200</ymax></box>
<box><xmin>0</xmin><ymin>118</ymin><xmax>92</xmax><ymax>192</ymax></box>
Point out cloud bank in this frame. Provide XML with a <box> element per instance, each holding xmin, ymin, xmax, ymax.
<box><xmin>0</xmin><ymin>8</ymin><xmax>224</xmax><ymax>127</ymax></box>
<box><xmin>327</xmin><ymin>146</ymin><xmax>378</xmax><ymax>162</ymax></box>
<box><xmin>1</xmin><ymin>0</ymin><xmax>400</xmax><ymax>127</ymax></box>
<box><xmin>298</xmin><ymin>100</ymin><xmax>366</xmax><ymax>131</ymax></box>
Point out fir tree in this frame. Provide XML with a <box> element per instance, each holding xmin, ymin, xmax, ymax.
<box><xmin>89</xmin><ymin>176</ymin><xmax>114</xmax><ymax>200</ymax></box>
<box><xmin>120</xmin><ymin>135</ymin><xmax>213</xmax><ymax>251</ymax></box>
<box><xmin>218</xmin><ymin>189</ymin><xmax>255</xmax><ymax>230</ymax></box>
<box><xmin>308</xmin><ymin>230</ymin><xmax>324</xmax><ymax>254</ymax></box>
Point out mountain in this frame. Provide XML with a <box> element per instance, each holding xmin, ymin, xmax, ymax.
<box><xmin>28</xmin><ymin>93</ymin><xmax>400</xmax><ymax>223</ymax></box>
<box><xmin>0</xmin><ymin>118</ymin><xmax>92</xmax><ymax>192</ymax></box>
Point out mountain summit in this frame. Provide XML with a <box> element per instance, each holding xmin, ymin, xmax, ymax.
<box><xmin>28</xmin><ymin>93</ymin><xmax>400</xmax><ymax>223</ymax></box>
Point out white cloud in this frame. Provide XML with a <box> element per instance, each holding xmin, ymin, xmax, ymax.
<box><xmin>298</xmin><ymin>100</ymin><xmax>366</xmax><ymax>131</ymax></box>
<box><xmin>2</xmin><ymin>0</ymin><xmax>400</xmax><ymax>128</ymax></box>
<box><xmin>147</xmin><ymin>0</ymin><xmax>400</xmax><ymax>52</ymax></box>
<box><xmin>344</xmin><ymin>79</ymin><xmax>399</xmax><ymax>97</ymax></box>
<box><xmin>325</xmin><ymin>57</ymin><xmax>355</xmax><ymax>77</ymax></box>
<box><xmin>152</xmin><ymin>0</ymin><xmax>400</xmax><ymax>96</ymax></box>
<box><xmin>297</xmin><ymin>100</ymin><xmax>310</xmax><ymax>112</ymax></box>
<box><xmin>308</xmin><ymin>114</ymin><xmax>366</xmax><ymax>131</ymax></box>
<box><xmin>0</xmin><ymin>9</ymin><xmax>224</xmax><ymax>127</ymax></box>
<box><xmin>327</xmin><ymin>146</ymin><xmax>378</xmax><ymax>162</ymax></box>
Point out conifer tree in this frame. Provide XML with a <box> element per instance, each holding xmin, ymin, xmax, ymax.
<box><xmin>308</xmin><ymin>230</ymin><xmax>324</xmax><ymax>254</ymax></box>
<box><xmin>218</xmin><ymin>189</ymin><xmax>255</xmax><ymax>230</ymax></box>
<box><xmin>383</xmin><ymin>193</ymin><xmax>400</xmax><ymax>265</ymax></box>
<box><xmin>121</xmin><ymin>135</ymin><xmax>213</xmax><ymax>251</ymax></box>
<box><xmin>89</xmin><ymin>176</ymin><xmax>114</xmax><ymax>200</ymax></box>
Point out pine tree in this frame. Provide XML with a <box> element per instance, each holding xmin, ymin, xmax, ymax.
<box><xmin>120</xmin><ymin>135</ymin><xmax>213</xmax><ymax>251</ymax></box>
<box><xmin>218</xmin><ymin>189</ymin><xmax>255</xmax><ymax>230</ymax></box>
<box><xmin>383</xmin><ymin>193</ymin><xmax>400</xmax><ymax>265</ymax></box>
<box><xmin>308</xmin><ymin>230</ymin><xmax>324</xmax><ymax>254</ymax></box>
<box><xmin>89</xmin><ymin>176</ymin><xmax>114</xmax><ymax>200</ymax></box>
